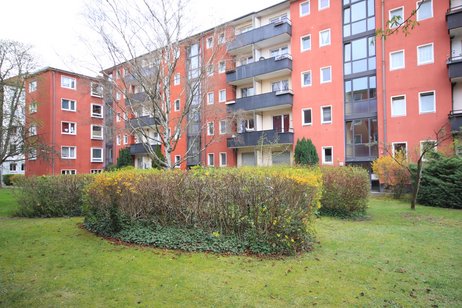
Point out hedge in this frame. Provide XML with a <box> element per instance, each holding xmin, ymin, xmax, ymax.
<box><xmin>83</xmin><ymin>167</ymin><xmax>322</xmax><ymax>255</ymax></box>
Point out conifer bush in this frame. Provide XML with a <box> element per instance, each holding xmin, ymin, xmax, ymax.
<box><xmin>294</xmin><ymin>138</ymin><xmax>319</xmax><ymax>166</ymax></box>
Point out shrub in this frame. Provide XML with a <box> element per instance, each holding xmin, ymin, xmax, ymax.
<box><xmin>372</xmin><ymin>152</ymin><xmax>411</xmax><ymax>198</ymax></box>
<box><xmin>151</xmin><ymin>146</ymin><xmax>165</xmax><ymax>169</ymax></box>
<box><xmin>294</xmin><ymin>138</ymin><xmax>319</xmax><ymax>166</ymax></box>
<box><xmin>3</xmin><ymin>174</ymin><xmax>14</xmax><ymax>186</ymax></box>
<box><xmin>84</xmin><ymin>167</ymin><xmax>322</xmax><ymax>255</ymax></box>
<box><xmin>320</xmin><ymin>166</ymin><xmax>370</xmax><ymax>218</ymax></box>
<box><xmin>10</xmin><ymin>174</ymin><xmax>25</xmax><ymax>186</ymax></box>
<box><xmin>417</xmin><ymin>155</ymin><xmax>462</xmax><ymax>209</ymax></box>
<box><xmin>117</xmin><ymin>148</ymin><xmax>133</xmax><ymax>168</ymax></box>
<box><xmin>14</xmin><ymin>175</ymin><xmax>94</xmax><ymax>217</ymax></box>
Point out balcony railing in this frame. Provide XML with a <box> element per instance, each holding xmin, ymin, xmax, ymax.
<box><xmin>226</xmin><ymin>55</ymin><xmax>292</xmax><ymax>86</ymax></box>
<box><xmin>447</xmin><ymin>5</ymin><xmax>462</xmax><ymax>30</ymax></box>
<box><xmin>448</xmin><ymin>56</ymin><xmax>462</xmax><ymax>79</ymax></box>
<box><xmin>345</xmin><ymin>99</ymin><xmax>377</xmax><ymax>119</ymax></box>
<box><xmin>125</xmin><ymin>92</ymin><xmax>148</xmax><ymax>105</ymax></box>
<box><xmin>227</xmin><ymin>129</ymin><xmax>294</xmax><ymax>148</ymax></box>
<box><xmin>129</xmin><ymin>143</ymin><xmax>160</xmax><ymax>155</ymax></box>
<box><xmin>345</xmin><ymin>143</ymin><xmax>378</xmax><ymax>162</ymax></box>
<box><xmin>449</xmin><ymin>110</ymin><xmax>462</xmax><ymax>133</ymax></box>
<box><xmin>125</xmin><ymin>115</ymin><xmax>158</xmax><ymax>129</ymax></box>
<box><xmin>227</xmin><ymin>91</ymin><xmax>293</xmax><ymax>112</ymax></box>
<box><xmin>228</xmin><ymin>21</ymin><xmax>292</xmax><ymax>54</ymax></box>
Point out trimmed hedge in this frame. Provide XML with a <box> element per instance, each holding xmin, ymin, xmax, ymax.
<box><xmin>84</xmin><ymin>167</ymin><xmax>322</xmax><ymax>255</ymax></box>
<box><xmin>320</xmin><ymin>166</ymin><xmax>370</xmax><ymax>218</ymax></box>
<box><xmin>14</xmin><ymin>175</ymin><xmax>94</xmax><ymax>217</ymax></box>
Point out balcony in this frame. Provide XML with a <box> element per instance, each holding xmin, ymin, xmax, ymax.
<box><xmin>227</xmin><ymin>91</ymin><xmax>293</xmax><ymax>112</ymax></box>
<box><xmin>227</xmin><ymin>129</ymin><xmax>293</xmax><ymax>148</ymax></box>
<box><xmin>125</xmin><ymin>115</ymin><xmax>158</xmax><ymax>129</ymax></box>
<box><xmin>448</xmin><ymin>56</ymin><xmax>462</xmax><ymax>80</ymax></box>
<box><xmin>449</xmin><ymin>110</ymin><xmax>462</xmax><ymax>133</ymax></box>
<box><xmin>125</xmin><ymin>92</ymin><xmax>148</xmax><ymax>105</ymax></box>
<box><xmin>124</xmin><ymin>67</ymin><xmax>158</xmax><ymax>83</ymax></box>
<box><xmin>228</xmin><ymin>21</ymin><xmax>292</xmax><ymax>55</ymax></box>
<box><xmin>226</xmin><ymin>55</ymin><xmax>292</xmax><ymax>86</ymax></box>
<box><xmin>447</xmin><ymin>5</ymin><xmax>462</xmax><ymax>31</ymax></box>
<box><xmin>345</xmin><ymin>99</ymin><xmax>377</xmax><ymax>119</ymax></box>
<box><xmin>345</xmin><ymin>143</ymin><xmax>378</xmax><ymax>162</ymax></box>
<box><xmin>129</xmin><ymin>143</ymin><xmax>160</xmax><ymax>155</ymax></box>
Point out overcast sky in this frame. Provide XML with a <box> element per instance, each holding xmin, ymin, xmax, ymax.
<box><xmin>0</xmin><ymin>0</ymin><xmax>283</xmax><ymax>76</ymax></box>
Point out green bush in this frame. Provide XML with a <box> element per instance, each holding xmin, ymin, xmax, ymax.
<box><xmin>3</xmin><ymin>174</ymin><xmax>14</xmax><ymax>186</ymax></box>
<box><xmin>417</xmin><ymin>155</ymin><xmax>462</xmax><ymax>209</ymax></box>
<box><xmin>117</xmin><ymin>148</ymin><xmax>133</xmax><ymax>168</ymax></box>
<box><xmin>14</xmin><ymin>175</ymin><xmax>94</xmax><ymax>217</ymax></box>
<box><xmin>10</xmin><ymin>174</ymin><xmax>25</xmax><ymax>186</ymax></box>
<box><xmin>320</xmin><ymin>166</ymin><xmax>370</xmax><ymax>218</ymax></box>
<box><xmin>294</xmin><ymin>138</ymin><xmax>319</xmax><ymax>166</ymax></box>
<box><xmin>84</xmin><ymin>167</ymin><xmax>322</xmax><ymax>255</ymax></box>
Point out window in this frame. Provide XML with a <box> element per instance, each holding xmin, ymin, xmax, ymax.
<box><xmin>115</xmin><ymin>70</ymin><xmax>120</xmax><ymax>80</ymax></box>
<box><xmin>174</xmin><ymin>73</ymin><xmax>180</xmax><ymax>85</ymax></box>
<box><xmin>29</xmin><ymin>124</ymin><xmax>37</xmax><ymax>136</ymax></box>
<box><xmin>188</xmin><ymin>43</ymin><xmax>200</xmax><ymax>79</ymax></box>
<box><xmin>91</xmin><ymin>82</ymin><xmax>103</xmax><ymax>97</ymax></box>
<box><xmin>116</xmin><ymin>135</ymin><xmax>121</xmax><ymax>145</ymax></box>
<box><xmin>206</xmin><ymin>36</ymin><xmax>214</xmax><ymax>49</ymax></box>
<box><xmin>269</xmin><ymin>14</ymin><xmax>288</xmax><ymax>24</ymax></box>
<box><xmin>61</xmin><ymin>99</ymin><xmax>76</xmax><ymax>111</ymax></box>
<box><xmin>116</xmin><ymin>92</ymin><xmax>121</xmax><ymax>100</ymax></box>
<box><xmin>392</xmin><ymin>142</ymin><xmax>407</xmax><ymax>157</ymax></box>
<box><xmin>320</xmin><ymin>66</ymin><xmax>332</xmax><ymax>83</ymax></box>
<box><xmin>90</xmin><ymin>169</ymin><xmax>102</xmax><ymax>174</ymax></box>
<box><xmin>21</xmin><ymin>163</ymin><xmax>25</xmax><ymax>171</ymax></box>
<box><xmin>319</xmin><ymin>29</ymin><xmax>331</xmax><ymax>47</ymax></box>
<box><xmin>241</xmin><ymin>87</ymin><xmax>254</xmax><ymax>97</ymax></box>
<box><xmin>344</xmin><ymin>76</ymin><xmax>377</xmax><ymax>113</ymax></box>
<box><xmin>272</xmin><ymin>80</ymin><xmax>289</xmax><ymax>92</ymax></box>
<box><xmin>302</xmin><ymin>71</ymin><xmax>312</xmax><ymax>87</ymax></box>
<box><xmin>417</xmin><ymin>43</ymin><xmax>434</xmax><ymax>65</ymax></box>
<box><xmin>321</xmin><ymin>106</ymin><xmax>332</xmax><ymax>123</ymax></box>
<box><xmin>300</xmin><ymin>1</ymin><xmax>310</xmax><ymax>16</ymax></box>
<box><xmin>301</xmin><ymin>35</ymin><xmax>311</xmax><ymax>52</ymax></box>
<box><xmin>220</xmin><ymin>152</ymin><xmax>227</xmax><ymax>167</ymax></box>
<box><xmin>123</xmin><ymin>135</ymin><xmax>128</xmax><ymax>144</ymax></box>
<box><xmin>219</xmin><ymin>89</ymin><xmax>226</xmax><ymax>103</ymax></box>
<box><xmin>207</xmin><ymin>122</ymin><xmax>214</xmax><ymax>135</ymax></box>
<box><xmin>218</xmin><ymin>33</ymin><xmax>225</xmax><ymax>44</ymax></box>
<box><xmin>302</xmin><ymin>108</ymin><xmax>312</xmax><ymax>125</ymax></box>
<box><xmin>239</xmin><ymin>118</ymin><xmax>255</xmax><ymax>133</ymax></box>
<box><xmin>207</xmin><ymin>64</ymin><xmax>214</xmax><ymax>76</ymax></box>
<box><xmin>343</xmin><ymin>0</ymin><xmax>376</xmax><ymax>37</ymax></box>
<box><xmin>29</xmin><ymin>81</ymin><xmax>37</xmax><ymax>92</ymax></box>
<box><xmin>219</xmin><ymin>120</ymin><xmax>227</xmax><ymax>135</ymax></box>
<box><xmin>28</xmin><ymin>148</ymin><xmax>37</xmax><ymax>160</ymax></box>
<box><xmin>174</xmin><ymin>155</ymin><xmax>181</xmax><ymax>168</ymax></box>
<box><xmin>417</xmin><ymin>0</ymin><xmax>432</xmax><ymax>21</ymax></box>
<box><xmin>91</xmin><ymin>104</ymin><xmax>103</xmax><ymax>118</ymax></box>
<box><xmin>9</xmin><ymin>163</ymin><xmax>17</xmax><ymax>171</ymax></box>
<box><xmin>319</xmin><ymin>0</ymin><xmax>329</xmax><ymax>10</ymax></box>
<box><xmin>419</xmin><ymin>91</ymin><xmax>435</xmax><ymax>113</ymax></box>
<box><xmin>207</xmin><ymin>153</ymin><xmax>215</xmax><ymax>167</ymax></box>
<box><xmin>61</xmin><ymin>170</ymin><xmax>76</xmax><ymax>175</ymax></box>
<box><xmin>271</xmin><ymin>46</ymin><xmax>288</xmax><ymax>58</ymax></box>
<box><xmin>174</xmin><ymin>99</ymin><xmax>180</xmax><ymax>111</ymax></box>
<box><xmin>322</xmin><ymin>147</ymin><xmax>333</xmax><ymax>164</ymax></box>
<box><xmin>61</xmin><ymin>76</ymin><xmax>76</xmax><ymax>89</ymax></box>
<box><xmin>389</xmin><ymin>7</ymin><xmax>404</xmax><ymax>28</ymax></box>
<box><xmin>91</xmin><ymin>125</ymin><xmax>103</xmax><ymax>139</ymax></box>
<box><xmin>218</xmin><ymin>61</ymin><xmax>226</xmax><ymax>73</ymax></box>
<box><xmin>91</xmin><ymin>148</ymin><xmax>103</xmax><ymax>162</ymax></box>
<box><xmin>61</xmin><ymin>146</ymin><xmax>77</xmax><ymax>159</ymax></box>
<box><xmin>420</xmin><ymin>140</ymin><xmax>437</xmax><ymax>160</ymax></box>
<box><xmin>29</xmin><ymin>102</ymin><xmax>38</xmax><ymax>113</ymax></box>
<box><xmin>207</xmin><ymin>92</ymin><xmax>214</xmax><ymax>104</ymax></box>
<box><xmin>390</xmin><ymin>50</ymin><xmax>405</xmax><ymax>70</ymax></box>
<box><xmin>344</xmin><ymin>36</ymin><xmax>376</xmax><ymax>75</ymax></box>
<box><xmin>116</xmin><ymin>113</ymin><xmax>121</xmax><ymax>122</ymax></box>
<box><xmin>391</xmin><ymin>95</ymin><xmax>406</xmax><ymax>117</ymax></box>
<box><xmin>61</xmin><ymin>122</ymin><xmax>76</xmax><ymax>135</ymax></box>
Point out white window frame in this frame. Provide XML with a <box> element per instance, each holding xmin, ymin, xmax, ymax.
<box><xmin>391</xmin><ymin>95</ymin><xmax>407</xmax><ymax>117</ymax></box>
<box><xmin>207</xmin><ymin>64</ymin><xmax>214</xmax><ymax>77</ymax></box>
<box><xmin>319</xmin><ymin>29</ymin><xmax>331</xmax><ymax>47</ymax></box>
<box><xmin>174</xmin><ymin>155</ymin><xmax>181</xmax><ymax>168</ymax></box>
<box><xmin>61</xmin><ymin>146</ymin><xmax>77</xmax><ymax>160</ymax></box>
<box><xmin>206</xmin><ymin>36</ymin><xmax>214</xmax><ymax>49</ymax></box>
<box><xmin>318</xmin><ymin>0</ymin><xmax>330</xmax><ymax>11</ymax></box>
<box><xmin>218</xmin><ymin>33</ymin><xmax>225</xmax><ymax>45</ymax></box>
<box><xmin>301</xmin><ymin>70</ymin><xmax>312</xmax><ymax>87</ymax></box>
<box><xmin>61</xmin><ymin>121</ymin><xmax>77</xmax><ymax>135</ymax></box>
<box><xmin>61</xmin><ymin>169</ymin><xmax>77</xmax><ymax>175</ymax></box>
<box><xmin>392</xmin><ymin>142</ymin><xmax>408</xmax><ymax>158</ymax></box>
<box><xmin>321</xmin><ymin>105</ymin><xmax>332</xmax><ymax>124</ymax></box>
<box><xmin>91</xmin><ymin>125</ymin><xmax>104</xmax><ymax>140</ymax></box>
<box><xmin>207</xmin><ymin>153</ymin><xmax>215</xmax><ymax>167</ymax></box>
<box><xmin>417</xmin><ymin>43</ymin><xmax>434</xmax><ymax>65</ymax></box>
<box><xmin>29</xmin><ymin>102</ymin><xmax>38</xmax><ymax>113</ymax></box>
<box><xmin>416</xmin><ymin>0</ymin><xmax>433</xmax><ymax>21</ymax></box>
<box><xmin>218</xmin><ymin>61</ymin><xmax>226</xmax><ymax>73</ymax></box>
<box><xmin>419</xmin><ymin>90</ymin><xmax>436</xmax><ymax>114</ymax></box>
<box><xmin>174</xmin><ymin>99</ymin><xmax>180</xmax><ymax>112</ymax></box>
<box><xmin>116</xmin><ymin>92</ymin><xmax>121</xmax><ymax>101</ymax></box>
<box><xmin>300</xmin><ymin>34</ymin><xmax>311</xmax><ymax>52</ymax></box>
<box><xmin>29</xmin><ymin>124</ymin><xmax>37</xmax><ymax>136</ymax></box>
<box><xmin>28</xmin><ymin>148</ymin><xmax>37</xmax><ymax>161</ymax></box>
<box><xmin>116</xmin><ymin>113</ymin><xmax>121</xmax><ymax>122</ymax></box>
<box><xmin>61</xmin><ymin>76</ymin><xmax>76</xmax><ymax>90</ymax></box>
<box><xmin>90</xmin><ymin>82</ymin><xmax>103</xmax><ymax>97</ymax></box>
<box><xmin>389</xmin><ymin>6</ymin><xmax>404</xmax><ymax>28</ymax></box>
<box><xmin>207</xmin><ymin>122</ymin><xmax>214</xmax><ymax>136</ymax></box>
<box><xmin>302</xmin><ymin>108</ymin><xmax>312</xmax><ymax>126</ymax></box>
<box><xmin>174</xmin><ymin>73</ymin><xmax>180</xmax><ymax>86</ymax></box>
<box><xmin>320</xmin><ymin>66</ymin><xmax>332</xmax><ymax>84</ymax></box>
<box><xmin>389</xmin><ymin>50</ymin><xmax>405</xmax><ymax>71</ymax></box>
<box><xmin>207</xmin><ymin>92</ymin><xmax>214</xmax><ymax>105</ymax></box>
<box><xmin>322</xmin><ymin>146</ymin><xmax>333</xmax><ymax>165</ymax></box>
<box><xmin>219</xmin><ymin>120</ymin><xmax>227</xmax><ymax>135</ymax></box>
<box><xmin>29</xmin><ymin>81</ymin><xmax>37</xmax><ymax>93</ymax></box>
<box><xmin>219</xmin><ymin>89</ymin><xmax>226</xmax><ymax>103</ymax></box>
<box><xmin>219</xmin><ymin>152</ymin><xmax>227</xmax><ymax>167</ymax></box>
<box><xmin>420</xmin><ymin>140</ymin><xmax>437</xmax><ymax>161</ymax></box>
<box><xmin>300</xmin><ymin>1</ymin><xmax>310</xmax><ymax>17</ymax></box>
<box><xmin>91</xmin><ymin>104</ymin><xmax>103</xmax><ymax>118</ymax></box>
<box><xmin>90</xmin><ymin>169</ymin><xmax>102</xmax><ymax>174</ymax></box>
<box><xmin>116</xmin><ymin>135</ymin><xmax>121</xmax><ymax>145</ymax></box>
<box><xmin>123</xmin><ymin>134</ymin><xmax>128</xmax><ymax>145</ymax></box>
<box><xmin>61</xmin><ymin>98</ymin><xmax>76</xmax><ymax>112</ymax></box>
<box><xmin>91</xmin><ymin>147</ymin><xmax>103</xmax><ymax>163</ymax></box>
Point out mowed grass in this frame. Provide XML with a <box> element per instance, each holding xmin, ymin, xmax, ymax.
<box><xmin>0</xmin><ymin>190</ymin><xmax>461</xmax><ymax>307</ymax></box>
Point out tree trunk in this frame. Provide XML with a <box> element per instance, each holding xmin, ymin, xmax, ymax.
<box><xmin>411</xmin><ymin>159</ymin><xmax>423</xmax><ymax>210</ymax></box>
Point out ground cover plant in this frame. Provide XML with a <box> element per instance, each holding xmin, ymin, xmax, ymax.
<box><xmin>1</xmin><ymin>190</ymin><xmax>461</xmax><ymax>307</ymax></box>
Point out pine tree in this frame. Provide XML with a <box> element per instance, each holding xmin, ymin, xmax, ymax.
<box><xmin>294</xmin><ymin>138</ymin><xmax>319</xmax><ymax>166</ymax></box>
<box><xmin>117</xmin><ymin>148</ymin><xmax>133</xmax><ymax>168</ymax></box>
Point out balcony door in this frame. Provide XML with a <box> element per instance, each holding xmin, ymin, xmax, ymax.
<box><xmin>273</xmin><ymin>114</ymin><xmax>290</xmax><ymax>133</ymax></box>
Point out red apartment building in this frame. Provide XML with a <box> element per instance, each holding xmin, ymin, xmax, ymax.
<box><xmin>25</xmin><ymin>67</ymin><xmax>105</xmax><ymax>175</ymax></box>
<box><xmin>26</xmin><ymin>0</ymin><xmax>462</xmax><ymax>175</ymax></box>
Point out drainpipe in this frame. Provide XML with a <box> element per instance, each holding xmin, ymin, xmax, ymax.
<box><xmin>381</xmin><ymin>0</ymin><xmax>388</xmax><ymax>154</ymax></box>
<box><xmin>51</xmin><ymin>71</ymin><xmax>56</xmax><ymax>175</ymax></box>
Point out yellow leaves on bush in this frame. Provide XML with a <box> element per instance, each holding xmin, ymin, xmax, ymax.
<box><xmin>371</xmin><ymin>152</ymin><xmax>411</xmax><ymax>187</ymax></box>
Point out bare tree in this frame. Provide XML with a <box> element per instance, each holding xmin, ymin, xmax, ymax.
<box><xmin>85</xmin><ymin>0</ymin><xmax>230</xmax><ymax>169</ymax></box>
<box><xmin>0</xmin><ymin>40</ymin><xmax>36</xmax><ymax>185</ymax></box>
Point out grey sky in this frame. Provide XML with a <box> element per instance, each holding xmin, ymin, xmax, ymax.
<box><xmin>0</xmin><ymin>0</ymin><xmax>283</xmax><ymax>76</ymax></box>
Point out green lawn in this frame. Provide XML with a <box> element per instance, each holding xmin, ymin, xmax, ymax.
<box><xmin>0</xmin><ymin>191</ymin><xmax>461</xmax><ymax>307</ymax></box>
